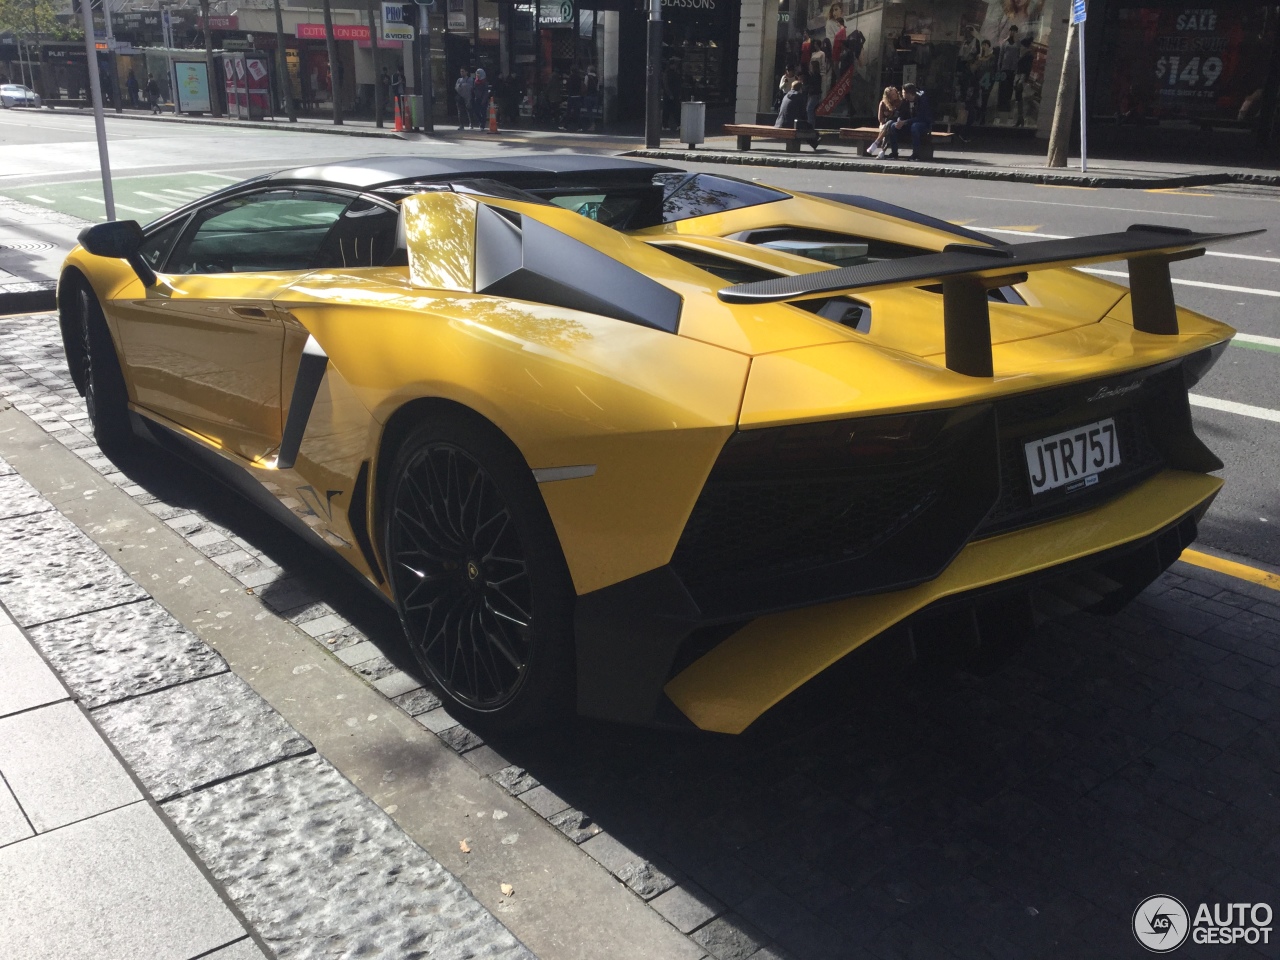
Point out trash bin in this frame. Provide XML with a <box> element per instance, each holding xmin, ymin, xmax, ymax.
<box><xmin>680</xmin><ymin>101</ymin><xmax>705</xmax><ymax>149</ymax></box>
<box><xmin>407</xmin><ymin>94</ymin><xmax>425</xmax><ymax>130</ymax></box>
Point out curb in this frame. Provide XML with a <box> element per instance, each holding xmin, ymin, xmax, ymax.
<box><xmin>0</xmin><ymin>282</ymin><xmax>57</xmax><ymax>316</ymax></box>
<box><xmin>58</xmin><ymin>107</ymin><xmax>409</xmax><ymax>140</ymax></box>
<box><xmin>625</xmin><ymin>148</ymin><xmax>1280</xmax><ymax>189</ymax></box>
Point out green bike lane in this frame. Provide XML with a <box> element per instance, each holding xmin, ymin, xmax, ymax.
<box><xmin>1</xmin><ymin>171</ymin><xmax>243</xmax><ymax>223</ymax></box>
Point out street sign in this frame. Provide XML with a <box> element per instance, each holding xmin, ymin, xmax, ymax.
<box><xmin>1071</xmin><ymin>0</ymin><xmax>1086</xmax><ymax>25</ymax></box>
<box><xmin>382</xmin><ymin>23</ymin><xmax>414</xmax><ymax>41</ymax></box>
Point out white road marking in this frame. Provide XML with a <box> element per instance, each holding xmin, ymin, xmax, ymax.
<box><xmin>975</xmin><ymin>227</ymin><xmax>1280</xmax><ymax>263</ymax></box>
<box><xmin>135</xmin><ymin>192</ymin><xmax>186</xmax><ymax>205</ymax></box>
<box><xmin>75</xmin><ymin>195</ymin><xmax>104</xmax><ymax>205</ymax></box>
<box><xmin>1078</xmin><ymin>267</ymin><xmax>1280</xmax><ymax>298</ymax></box>
<box><xmin>1235</xmin><ymin>333</ymin><xmax>1280</xmax><ymax>348</ymax></box>
<box><xmin>966</xmin><ymin>196</ymin><xmax>1216</xmax><ymax>218</ymax></box>
<box><xmin>112</xmin><ymin>202</ymin><xmax>157</xmax><ymax>215</ymax></box>
<box><xmin>199</xmin><ymin>172</ymin><xmax>246</xmax><ymax>181</ymax></box>
<box><xmin>24</xmin><ymin>194</ymin><xmax>55</xmax><ymax>204</ymax></box>
<box><xmin>160</xmin><ymin>188</ymin><xmax>209</xmax><ymax>198</ymax></box>
<box><xmin>1189</xmin><ymin>394</ymin><xmax>1280</xmax><ymax>424</ymax></box>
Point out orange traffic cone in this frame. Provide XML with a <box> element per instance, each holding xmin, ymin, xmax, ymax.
<box><xmin>393</xmin><ymin>96</ymin><xmax>403</xmax><ymax>133</ymax></box>
<box><xmin>488</xmin><ymin>98</ymin><xmax>498</xmax><ymax>134</ymax></box>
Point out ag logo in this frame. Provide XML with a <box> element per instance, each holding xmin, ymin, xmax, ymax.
<box><xmin>1134</xmin><ymin>895</ymin><xmax>1190</xmax><ymax>953</ymax></box>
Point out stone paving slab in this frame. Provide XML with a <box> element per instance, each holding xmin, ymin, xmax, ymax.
<box><xmin>201</xmin><ymin>939</ymin><xmax>272</xmax><ymax>960</ymax></box>
<box><xmin>0</xmin><ymin>776</ymin><xmax>33</xmax><ymax>848</ymax></box>
<box><xmin>0</xmin><ymin>472</ymin><xmax>52</xmax><ymax>521</ymax></box>
<box><xmin>0</xmin><ymin>700</ymin><xmax>140</xmax><ymax>833</ymax></box>
<box><xmin>0</xmin><ymin>508</ymin><xmax>147</xmax><ymax>627</ymax></box>
<box><xmin>0</xmin><ymin>800</ymin><xmax>248</xmax><ymax>960</ymax></box>
<box><xmin>27</xmin><ymin>600</ymin><xmax>229</xmax><ymax>709</ymax></box>
<box><xmin>94</xmin><ymin>671</ymin><xmax>314</xmax><ymax>802</ymax></box>
<box><xmin>0</xmin><ymin>618</ymin><xmax>69</xmax><ymax>718</ymax></box>
<box><xmin>166</xmin><ymin>755</ymin><xmax>536</xmax><ymax>960</ymax></box>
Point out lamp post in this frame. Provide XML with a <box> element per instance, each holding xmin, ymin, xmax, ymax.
<box><xmin>644</xmin><ymin>0</ymin><xmax>661</xmax><ymax>148</ymax></box>
<box><xmin>273</xmin><ymin>0</ymin><xmax>296</xmax><ymax>120</ymax></box>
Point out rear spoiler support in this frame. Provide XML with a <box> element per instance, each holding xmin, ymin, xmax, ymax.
<box><xmin>718</xmin><ymin>224</ymin><xmax>1261</xmax><ymax>378</ymax></box>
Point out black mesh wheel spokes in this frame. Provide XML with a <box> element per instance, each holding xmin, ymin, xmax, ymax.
<box><xmin>77</xmin><ymin>289</ymin><xmax>96</xmax><ymax>414</ymax></box>
<box><xmin>390</xmin><ymin>443</ymin><xmax>534</xmax><ymax>710</ymax></box>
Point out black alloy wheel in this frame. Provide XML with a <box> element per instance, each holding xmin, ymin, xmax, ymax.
<box><xmin>74</xmin><ymin>282</ymin><xmax>131</xmax><ymax>446</ymax></box>
<box><xmin>384</xmin><ymin>418</ymin><xmax>573</xmax><ymax>728</ymax></box>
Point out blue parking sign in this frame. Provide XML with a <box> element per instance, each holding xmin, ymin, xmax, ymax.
<box><xmin>1071</xmin><ymin>0</ymin><xmax>1086</xmax><ymax>24</ymax></box>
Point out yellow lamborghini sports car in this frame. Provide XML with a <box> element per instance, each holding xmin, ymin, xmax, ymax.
<box><xmin>58</xmin><ymin>155</ymin><xmax>1255</xmax><ymax>734</ymax></box>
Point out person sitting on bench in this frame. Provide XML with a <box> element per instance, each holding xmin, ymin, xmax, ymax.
<box><xmin>887</xmin><ymin>83</ymin><xmax>933</xmax><ymax>160</ymax></box>
<box><xmin>775</xmin><ymin>79</ymin><xmax>820</xmax><ymax>151</ymax></box>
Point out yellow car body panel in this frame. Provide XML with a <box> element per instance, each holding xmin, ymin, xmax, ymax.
<box><xmin>665</xmin><ymin>469</ymin><xmax>1223</xmax><ymax>734</ymax></box>
<box><xmin>276</xmin><ymin>268</ymin><xmax>750</xmax><ymax>596</ymax></box>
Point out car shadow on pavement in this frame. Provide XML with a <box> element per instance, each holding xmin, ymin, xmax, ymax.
<box><xmin>102</xmin><ymin>433</ymin><xmax>1280</xmax><ymax>960</ymax></box>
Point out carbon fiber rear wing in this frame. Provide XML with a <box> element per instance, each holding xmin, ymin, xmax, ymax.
<box><xmin>718</xmin><ymin>225</ymin><xmax>1262</xmax><ymax>377</ymax></box>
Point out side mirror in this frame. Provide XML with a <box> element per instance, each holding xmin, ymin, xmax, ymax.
<box><xmin>77</xmin><ymin>220</ymin><xmax>157</xmax><ymax>287</ymax></box>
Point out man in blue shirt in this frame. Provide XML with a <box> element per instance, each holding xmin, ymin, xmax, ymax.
<box><xmin>887</xmin><ymin>83</ymin><xmax>933</xmax><ymax>160</ymax></box>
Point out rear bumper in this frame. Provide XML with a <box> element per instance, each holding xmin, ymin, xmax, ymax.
<box><xmin>574</xmin><ymin>469</ymin><xmax>1221</xmax><ymax>733</ymax></box>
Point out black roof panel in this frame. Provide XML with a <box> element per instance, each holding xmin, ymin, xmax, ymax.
<box><xmin>271</xmin><ymin>154</ymin><xmax>677</xmax><ymax>189</ymax></box>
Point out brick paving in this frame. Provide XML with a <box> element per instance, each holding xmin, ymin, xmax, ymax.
<box><xmin>2</xmin><ymin>312</ymin><xmax>1278</xmax><ymax>959</ymax></box>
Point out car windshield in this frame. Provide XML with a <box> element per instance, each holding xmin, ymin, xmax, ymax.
<box><xmin>2</xmin><ymin>86</ymin><xmax>26</xmax><ymax>93</ymax></box>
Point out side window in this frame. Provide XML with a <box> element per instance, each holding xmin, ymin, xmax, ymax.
<box><xmin>138</xmin><ymin>219</ymin><xmax>186</xmax><ymax>269</ymax></box>
<box><xmin>166</xmin><ymin>190</ymin><xmax>351</xmax><ymax>275</ymax></box>
<box><xmin>313</xmin><ymin>197</ymin><xmax>401</xmax><ymax>269</ymax></box>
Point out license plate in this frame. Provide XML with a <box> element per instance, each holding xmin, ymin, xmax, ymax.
<box><xmin>1024</xmin><ymin>418</ymin><xmax>1120</xmax><ymax>495</ymax></box>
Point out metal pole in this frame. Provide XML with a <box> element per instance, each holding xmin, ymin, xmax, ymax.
<box><xmin>80</xmin><ymin>0</ymin><xmax>116</xmax><ymax>220</ymax></box>
<box><xmin>420</xmin><ymin>3</ymin><xmax>433</xmax><ymax>133</ymax></box>
<box><xmin>1077</xmin><ymin>16</ymin><xmax>1087</xmax><ymax>173</ymax></box>
<box><xmin>644</xmin><ymin>0</ymin><xmax>661</xmax><ymax>148</ymax></box>
<box><xmin>366</xmin><ymin>0</ymin><xmax>382</xmax><ymax>127</ymax></box>
<box><xmin>101</xmin><ymin>0</ymin><xmax>122</xmax><ymax>113</ymax></box>
<box><xmin>274</xmin><ymin>0</ymin><xmax>296</xmax><ymax>120</ymax></box>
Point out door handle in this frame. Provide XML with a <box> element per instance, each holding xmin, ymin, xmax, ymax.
<box><xmin>231</xmin><ymin>306</ymin><xmax>270</xmax><ymax>320</ymax></box>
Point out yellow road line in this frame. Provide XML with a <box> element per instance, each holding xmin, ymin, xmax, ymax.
<box><xmin>1036</xmin><ymin>183</ymin><xmax>1096</xmax><ymax>191</ymax></box>
<box><xmin>1181</xmin><ymin>549</ymin><xmax>1280</xmax><ymax>592</ymax></box>
<box><xmin>1146</xmin><ymin>187</ymin><xmax>1215</xmax><ymax>197</ymax></box>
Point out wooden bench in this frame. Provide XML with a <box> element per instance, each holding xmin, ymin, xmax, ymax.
<box><xmin>839</xmin><ymin>125</ymin><xmax>955</xmax><ymax>160</ymax></box>
<box><xmin>723</xmin><ymin>123</ymin><xmax>822</xmax><ymax>153</ymax></box>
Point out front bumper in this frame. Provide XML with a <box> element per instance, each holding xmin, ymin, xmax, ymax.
<box><xmin>575</xmin><ymin>468</ymin><xmax>1221</xmax><ymax>733</ymax></box>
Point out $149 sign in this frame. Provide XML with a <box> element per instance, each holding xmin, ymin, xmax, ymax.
<box><xmin>1153</xmin><ymin>54</ymin><xmax>1224</xmax><ymax>90</ymax></box>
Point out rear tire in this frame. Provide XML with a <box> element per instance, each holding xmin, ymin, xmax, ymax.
<box><xmin>74</xmin><ymin>283</ymin><xmax>132</xmax><ymax>448</ymax></box>
<box><xmin>382</xmin><ymin>414</ymin><xmax>575</xmax><ymax>732</ymax></box>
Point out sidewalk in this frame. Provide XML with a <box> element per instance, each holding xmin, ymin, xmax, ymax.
<box><xmin>0</xmin><ymin>511</ymin><xmax>266</xmax><ymax>959</ymax></box>
<box><xmin>629</xmin><ymin>136</ymin><xmax>1280</xmax><ymax>189</ymax></box>
<box><xmin>0</xmin><ymin>197</ymin><xmax>80</xmax><ymax>314</ymax></box>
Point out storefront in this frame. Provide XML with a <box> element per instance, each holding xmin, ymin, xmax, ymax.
<box><xmin>1093</xmin><ymin>1</ymin><xmax>1279</xmax><ymax>129</ymax></box>
<box><xmin>755</xmin><ymin>0</ymin><xmax>1052</xmax><ymax>128</ymax></box>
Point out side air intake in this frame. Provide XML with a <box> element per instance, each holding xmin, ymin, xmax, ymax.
<box><xmin>474</xmin><ymin>203</ymin><xmax>682</xmax><ymax>333</ymax></box>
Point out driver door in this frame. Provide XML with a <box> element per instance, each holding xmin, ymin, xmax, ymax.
<box><xmin>111</xmin><ymin>188</ymin><xmax>353</xmax><ymax>463</ymax></box>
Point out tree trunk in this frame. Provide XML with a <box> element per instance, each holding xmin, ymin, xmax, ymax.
<box><xmin>366</xmin><ymin>0</ymin><xmax>382</xmax><ymax>127</ymax></box>
<box><xmin>199</xmin><ymin>0</ymin><xmax>222</xmax><ymax>116</ymax></box>
<box><xmin>274</xmin><ymin>0</ymin><xmax>296</xmax><ymax>120</ymax></box>
<box><xmin>1046</xmin><ymin>21</ymin><xmax>1079</xmax><ymax>168</ymax></box>
<box><xmin>322</xmin><ymin>0</ymin><xmax>343</xmax><ymax>124</ymax></box>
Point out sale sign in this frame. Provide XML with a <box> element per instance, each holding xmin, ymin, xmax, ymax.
<box><xmin>1099</xmin><ymin>1</ymin><xmax>1275</xmax><ymax>122</ymax></box>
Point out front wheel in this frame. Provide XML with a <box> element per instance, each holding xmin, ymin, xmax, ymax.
<box><xmin>73</xmin><ymin>283</ymin><xmax>132</xmax><ymax>447</ymax></box>
<box><xmin>382</xmin><ymin>415</ymin><xmax>575</xmax><ymax>731</ymax></box>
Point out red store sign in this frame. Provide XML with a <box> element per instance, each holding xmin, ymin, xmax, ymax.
<box><xmin>295</xmin><ymin>22</ymin><xmax>371</xmax><ymax>40</ymax></box>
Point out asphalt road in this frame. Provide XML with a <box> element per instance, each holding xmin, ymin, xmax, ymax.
<box><xmin>1</xmin><ymin>108</ymin><xmax>1275</xmax><ymax>568</ymax></box>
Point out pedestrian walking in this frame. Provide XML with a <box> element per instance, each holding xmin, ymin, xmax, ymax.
<box><xmin>126</xmin><ymin>70</ymin><xmax>139</xmax><ymax>109</ymax></box>
<box><xmin>471</xmin><ymin>68</ymin><xmax>490</xmax><ymax>129</ymax></box>
<box><xmin>380</xmin><ymin>68</ymin><xmax>392</xmax><ymax>118</ymax></box>
<box><xmin>454</xmin><ymin>67</ymin><xmax>474</xmax><ymax>129</ymax></box>
<box><xmin>563</xmin><ymin>64</ymin><xmax>582</xmax><ymax>130</ymax></box>
<box><xmin>997</xmin><ymin>25</ymin><xmax>1020</xmax><ymax>115</ymax></box>
<box><xmin>145</xmin><ymin>74</ymin><xmax>161</xmax><ymax>114</ymax></box>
